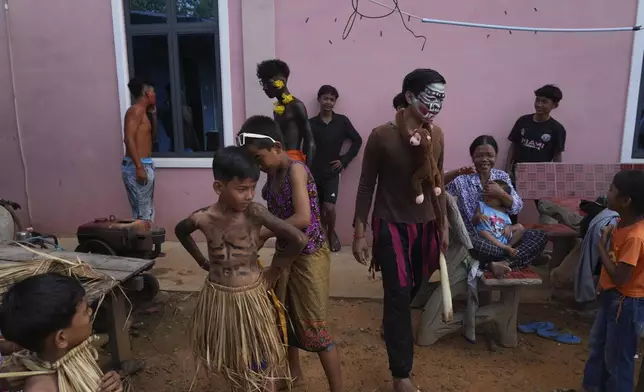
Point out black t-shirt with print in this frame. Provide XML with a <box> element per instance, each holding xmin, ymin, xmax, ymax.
<box><xmin>508</xmin><ymin>114</ymin><xmax>566</xmax><ymax>163</ymax></box>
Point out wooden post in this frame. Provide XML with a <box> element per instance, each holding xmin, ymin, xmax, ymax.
<box><xmin>106</xmin><ymin>289</ymin><xmax>132</xmax><ymax>368</ymax></box>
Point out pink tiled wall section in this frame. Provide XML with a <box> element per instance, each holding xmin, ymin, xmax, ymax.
<box><xmin>513</xmin><ymin>163</ymin><xmax>637</xmax><ymax>199</ymax></box>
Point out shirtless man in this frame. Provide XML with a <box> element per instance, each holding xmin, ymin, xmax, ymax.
<box><xmin>175</xmin><ymin>146</ymin><xmax>307</xmax><ymax>391</ymax></box>
<box><xmin>122</xmin><ymin>77</ymin><xmax>157</xmax><ymax>222</ymax></box>
<box><xmin>256</xmin><ymin>59</ymin><xmax>315</xmax><ymax>167</ymax></box>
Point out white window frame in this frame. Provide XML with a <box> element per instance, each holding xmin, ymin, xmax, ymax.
<box><xmin>110</xmin><ymin>0</ymin><xmax>233</xmax><ymax>169</ymax></box>
<box><xmin>621</xmin><ymin>0</ymin><xmax>644</xmax><ymax>163</ymax></box>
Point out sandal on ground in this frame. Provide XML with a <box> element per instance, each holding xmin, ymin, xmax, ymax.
<box><xmin>537</xmin><ymin>329</ymin><xmax>581</xmax><ymax>345</ymax></box>
<box><xmin>518</xmin><ymin>321</ymin><xmax>555</xmax><ymax>334</ymax></box>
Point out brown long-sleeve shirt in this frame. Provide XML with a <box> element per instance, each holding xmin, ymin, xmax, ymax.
<box><xmin>354</xmin><ymin>121</ymin><xmax>445</xmax><ymax>225</ymax></box>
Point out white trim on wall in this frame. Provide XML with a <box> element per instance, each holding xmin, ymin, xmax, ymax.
<box><xmin>110</xmin><ymin>0</ymin><xmax>234</xmax><ymax>168</ymax></box>
<box><xmin>620</xmin><ymin>0</ymin><xmax>644</xmax><ymax>163</ymax></box>
<box><xmin>218</xmin><ymin>0</ymin><xmax>233</xmax><ymax>148</ymax></box>
<box><xmin>110</xmin><ymin>0</ymin><xmax>130</xmax><ymax>143</ymax></box>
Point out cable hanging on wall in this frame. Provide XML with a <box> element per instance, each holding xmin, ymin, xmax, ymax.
<box><xmin>344</xmin><ymin>0</ymin><xmax>641</xmax><ymax>51</ymax></box>
<box><xmin>342</xmin><ymin>0</ymin><xmax>427</xmax><ymax>50</ymax></box>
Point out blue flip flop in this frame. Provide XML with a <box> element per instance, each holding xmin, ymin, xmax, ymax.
<box><xmin>537</xmin><ymin>329</ymin><xmax>581</xmax><ymax>345</ymax></box>
<box><xmin>518</xmin><ymin>321</ymin><xmax>555</xmax><ymax>334</ymax></box>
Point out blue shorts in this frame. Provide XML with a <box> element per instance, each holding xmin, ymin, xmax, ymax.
<box><xmin>121</xmin><ymin>157</ymin><xmax>155</xmax><ymax>221</ymax></box>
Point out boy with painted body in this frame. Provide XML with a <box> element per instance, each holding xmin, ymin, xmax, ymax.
<box><xmin>175</xmin><ymin>146</ymin><xmax>308</xmax><ymax>391</ymax></box>
<box><xmin>257</xmin><ymin>59</ymin><xmax>315</xmax><ymax>167</ymax></box>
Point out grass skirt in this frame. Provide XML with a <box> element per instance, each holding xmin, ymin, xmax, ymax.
<box><xmin>190</xmin><ymin>278</ymin><xmax>288</xmax><ymax>391</ymax></box>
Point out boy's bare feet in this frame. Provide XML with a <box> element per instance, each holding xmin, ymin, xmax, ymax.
<box><xmin>393</xmin><ymin>378</ymin><xmax>420</xmax><ymax>392</ymax></box>
<box><xmin>277</xmin><ymin>376</ymin><xmax>304</xmax><ymax>391</ymax></box>
<box><xmin>489</xmin><ymin>261</ymin><xmax>511</xmax><ymax>278</ymax></box>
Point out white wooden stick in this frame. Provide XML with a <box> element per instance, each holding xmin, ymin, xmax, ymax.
<box><xmin>439</xmin><ymin>252</ymin><xmax>453</xmax><ymax>323</ymax></box>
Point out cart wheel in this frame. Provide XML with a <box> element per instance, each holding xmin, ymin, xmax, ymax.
<box><xmin>75</xmin><ymin>239</ymin><xmax>117</xmax><ymax>255</ymax></box>
<box><xmin>139</xmin><ymin>273</ymin><xmax>160</xmax><ymax>301</ymax></box>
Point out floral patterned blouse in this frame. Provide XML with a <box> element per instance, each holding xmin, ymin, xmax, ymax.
<box><xmin>445</xmin><ymin>168</ymin><xmax>523</xmax><ymax>234</ymax></box>
<box><xmin>262</xmin><ymin>161</ymin><xmax>325</xmax><ymax>254</ymax></box>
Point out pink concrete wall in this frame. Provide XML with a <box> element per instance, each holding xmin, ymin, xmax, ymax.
<box><xmin>0</xmin><ymin>9</ymin><xmax>29</xmax><ymax>225</ymax></box>
<box><xmin>3</xmin><ymin>0</ymin><xmax>245</xmax><ymax>237</ymax></box>
<box><xmin>275</xmin><ymin>0</ymin><xmax>637</xmax><ymax>243</ymax></box>
<box><xmin>1</xmin><ymin>0</ymin><xmax>637</xmax><ymax>246</ymax></box>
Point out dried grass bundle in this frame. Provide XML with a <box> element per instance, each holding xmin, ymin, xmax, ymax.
<box><xmin>0</xmin><ymin>245</ymin><xmax>110</xmax><ymax>301</ymax></box>
<box><xmin>190</xmin><ymin>278</ymin><xmax>289</xmax><ymax>391</ymax></box>
<box><xmin>0</xmin><ymin>335</ymin><xmax>103</xmax><ymax>392</ymax></box>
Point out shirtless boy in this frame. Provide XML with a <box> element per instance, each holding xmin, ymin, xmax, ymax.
<box><xmin>122</xmin><ymin>77</ymin><xmax>158</xmax><ymax>222</ymax></box>
<box><xmin>257</xmin><ymin>59</ymin><xmax>315</xmax><ymax>167</ymax></box>
<box><xmin>175</xmin><ymin>146</ymin><xmax>308</xmax><ymax>391</ymax></box>
<box><xmin>0</xmin><ymin>273</ymin><xmax>122</xmax><ymax>392</ymax></box>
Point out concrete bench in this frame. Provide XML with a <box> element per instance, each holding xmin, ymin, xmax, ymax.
<box><xmin>415</xmin><ymin>261</ymin><xmax>542</xmax><ymax>347</ymax></box>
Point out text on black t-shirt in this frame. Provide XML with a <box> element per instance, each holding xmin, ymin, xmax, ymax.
<box><xmin>508</xmin><ymin>114</ymin><xmax>566</xmax><ymax>163</ymax></box>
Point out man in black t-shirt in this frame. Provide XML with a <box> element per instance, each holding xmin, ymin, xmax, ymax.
<box><xmin>506</xmin><ymin>84</ymin><xmax>565</xmax><ymax>222</ymax></box>
<box><xmin>506</xmin><ymin>84</ymin><xmax>566</xmax><ymax>171</ymax></box>
<box><xmin>310</xmin><ymin>85</ymin><xmax>363</xmax><ymax>252</ymax></box>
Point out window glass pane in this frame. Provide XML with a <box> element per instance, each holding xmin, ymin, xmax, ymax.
<box><xmin>131</xmin><ymin>35</ymin><xmax>176</xmax><ymax>153</ymax></box>
<box><xmin>176</xmin><ymin>0</ymin><xmax>215</xmax><ymax>23</ymax></box>
<box><xmin>178</xmin><ymin>34</ymin><xmax>220</xmax><ymax>152</ymax></box>
<box><xmin>129</xmin><ymin>0</ymin><xmax>167</xmax><ymax>25</ymax></box>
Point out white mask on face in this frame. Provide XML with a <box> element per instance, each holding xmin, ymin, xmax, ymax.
<box><xmin>417</xmin><ymin>83</ymin><xmax>445</xmax><ymax>118</ymax></box>
<box><xmin>410</xmin><ymin>83</ymin><xmax>446</xmax><ymax>122</ymax></box>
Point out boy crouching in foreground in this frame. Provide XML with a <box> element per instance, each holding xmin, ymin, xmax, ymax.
<box><xmin>0</xmin><ymin>273</ymin><xmax>122</xmax><ymax>392</ymax></box>
<box><xmin>583</xmin><ymin>170</ymin><xmax>644</xmax><ymax>391</ymax></box>
<box><xmin>175</xmin><ymin>146</ymin><xmax>308</xmax><ymax>391</ymax></box>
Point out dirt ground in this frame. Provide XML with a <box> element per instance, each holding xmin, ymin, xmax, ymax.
<box><xmin>124</xmin><ymin>292</ymin><xmax>629</xmax><ymax>392</ymax></box>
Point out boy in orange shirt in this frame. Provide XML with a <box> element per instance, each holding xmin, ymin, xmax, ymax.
<box><xmin>582</xmin><ymin>170</ymin><xmax>644</xmax><ymax>392</ymax></box>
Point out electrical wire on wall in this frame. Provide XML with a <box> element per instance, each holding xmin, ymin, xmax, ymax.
<box><xmin>342</xmin><ymin>0</ymin><xmax>427</xmax><ymax>50</ymax></box>
<box><xmin>343</xmin><ymin>0</ymin><xmax>641</xmax><ymax>51</ymax></box>
<box><xmin>4</xmin><ymin>0</ymin><xmax>34</xmax><ymax>226</ymax></box>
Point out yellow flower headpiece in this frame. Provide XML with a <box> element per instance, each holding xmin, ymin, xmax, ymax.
<box><xmin>273</xmin><ymin>93</ymin><xmax>294</xmax><ymax>115</ymax></box>
<box><xmin>273</xmin><ymin>102</ymin><xmax>286</xmax><ymax>115</ymax></box>
<box><xmin>281</xmin><ymin>93</ymin><xmax>294</xmax><ymax>104</ymax></box>
<box><xmin>273</xmin><ymin>80</ymin><xmax>285</xmax><ymax>89</ymax></box>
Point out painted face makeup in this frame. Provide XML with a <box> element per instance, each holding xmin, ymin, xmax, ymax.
<box><xmin>411</xmin><ymin>83</ymin><xmax>446</xmax><ymax>122</ymax></box>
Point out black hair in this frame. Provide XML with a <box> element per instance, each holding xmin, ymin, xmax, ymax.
<box><xmin>469</xmin><ymin>135</ymin><xmax>499</xmax><ymax>156</ymax></box>
<box><xmin>212</xmin><ymin>146</ymin><xmax>260</xmax><ymax>182</ymax></box>
<box><xmin>494</xmin><ymin>179</ymin><xmax>512</xmax><ymax>195</ymax></box>
<box><xmin>256</xmin><ymin>59</ymin><xmax>290</xmax><ymax>82</ymax></box>
<box><xmin>0</xmin><ymin>273</ymin><xmax>85</xmax><ymax>353</ymax></box>
<box><xmin>393</xmin><ymin>92</ymin><xmax>407</xmax><ymax>110</ymax></box>
<box><xmin>238</xmin><ymin>115</ymin><xmax>284</xmax><ymax>150</ymax></box>
<box><xmin>612</xmin><ymin>170</ymin><xmax>644</xmax><ymax>215</ymax></box>
<box><xmin>402</xmin><ymin>69</ymin><xmax>446</xmax><ymax>96</ymax></box>
<box><xmin>534</xmin><ymin>84</ymin><xmax>563</xmax><ymax>104</ymax></box>
<box><xmin>317</xmin><ymin>85</ymin><xmax>339</xmax><ymax>99</ymax></box>
<box><xmin>127</xmin><ymin>77</ymin><xmax>153</xmax><ymax>99</ymax></box>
